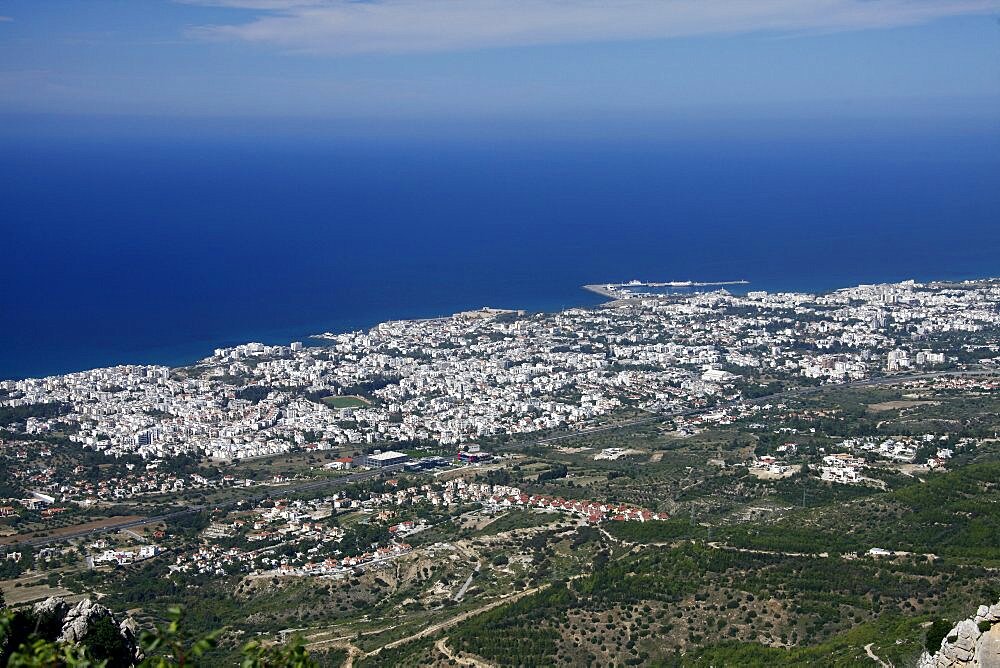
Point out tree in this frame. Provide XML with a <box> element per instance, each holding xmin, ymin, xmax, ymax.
<box><xmin>925</xmin><ymin>618</ymin><xmax>952</xmax><ymax>653</ymax></box>
<box><xmin>239</xmin><ymin>638</ymin><xmax>315</xmax><ymax>668</ymax></box>
<box><xmin>82</xmin><ymin>617</ymin><xmax>132</xmax><ymax>668</ymax></box>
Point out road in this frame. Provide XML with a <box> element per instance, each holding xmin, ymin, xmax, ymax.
<box><xmin>454</xmin><ymin>562</ymin><xmax>479</xmax><ymax>602</ymax></box>
<box><xmin>369</xmin><ymin>584</ymin><xmax>548</xmax><ymax>655</ymax></box>
<box><xmin>435</xmin><ymin>637</ymin><xmax>493</xmax><ymax>668</ymax></box>
<box><xmin>864</xmin><ymin>642</ymin><xmax>891</xmax><ymax>667</ymax></box>
<box><xmin>6</xmin><ymin>367</ymin><xmax>996</xmax><ymax>551</ymax></box>
<box><xmin>365</xmin><ymin>571</ymin><xmax>590</xmax><ymax>657</ymax></box>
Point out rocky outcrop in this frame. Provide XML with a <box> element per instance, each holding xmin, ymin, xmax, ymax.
<box><xmin>919</xmin><ymin>599</ymin><xmax>1000</xmax><ymax>668</ymax></box>
<box><xmin>30</xmin><ymin>596</ymin><xmax>140</xmax><ymax>663</ymax></box>
<box><xmin>59</xmin><ymin>598</ymin><xmax>116</xmax><ymax>645</ymax></box>
<box><xmin>31</xmin><ymin>596</ymin><xmax>70</xmax><ymax>638</ymax></box>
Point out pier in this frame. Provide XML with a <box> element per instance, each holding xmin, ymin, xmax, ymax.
<box><xmin>584</xmin><ymin>279</ymin><xmax>749</xmax><ymax>300</ymax></box>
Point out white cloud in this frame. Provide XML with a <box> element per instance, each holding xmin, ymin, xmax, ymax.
<box><xmin>185</xmin><ymin>0</ymin><xmax>1000</xmax><ymax>55</ymax></box>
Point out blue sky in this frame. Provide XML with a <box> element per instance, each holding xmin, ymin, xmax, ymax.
<box><xmin>0</xmin><ymin>0</ymin><xmax>998</xmax><ymax>126</ymax></box>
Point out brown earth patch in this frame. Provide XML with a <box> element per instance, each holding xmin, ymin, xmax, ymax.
<box><xmin>0</xmin><ymin>515</ymin><xmax>145</xmax><ymax>546</ymax></box>
<box><xmin>867</xmin><ymin>400</ymin><xmax>939</xmax><ymax>412</ymax></box>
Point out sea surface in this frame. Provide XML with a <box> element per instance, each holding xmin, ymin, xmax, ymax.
<box><xmin>2</xmin><ymin>120</ymin><xmax>999</xmax><ymax>380</ymax></box>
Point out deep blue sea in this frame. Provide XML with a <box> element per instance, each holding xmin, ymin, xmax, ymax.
<box><xmin>2</xmin><ymin>119</ymin><xmax>999</xmax><ymax>380</ymax></box>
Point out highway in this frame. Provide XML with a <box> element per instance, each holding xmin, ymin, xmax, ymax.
<box><xmin>5</xmin><ymin>367</ymin><xmax>996</xmax><ymax>551</ymax></box>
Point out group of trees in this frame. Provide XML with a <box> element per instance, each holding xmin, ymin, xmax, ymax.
<box><xmin>574</xmin><ymin>547</ymin><xmax>706</xmax><ymax>606</ymax></box>
<box><xmin>235</xmin><ymin>386</ymin><xmax>273</xmax><ymax>404</ymax></box>
<box><xmin>537</xmin><ymin>463</ymin><xmax>568</xmax><ymax>482</ymax></box>
<box><xmin>713</xmin><ymin>462</ymin><xmax>1000</xmax><ymax>561</ymax></box>
<box><xmin>0</xmin><ymin>457</ymin><xmax>24</xmax><ymax>497</ymax></box>
<box><xmin>0</xmin><ymin>402</ymin><xmax>70</xmax><ymax>427</ymax></box>
<box><xmin>450</xmin><ymin>582</ymin><xmax>573</xmax><ymax>666</ymax></box>
<box><xmin>334</xmin><ymin>375</ymin><xmax>401</xmax><ymax>399</ymax></box>
<box><xmin>688</xmin><ymin>613</ymin><xmax>929</xmax><ymax>667</ymax></box>
<box><xmin>603</xmin><ymin>518</ymin><xmax>699</xmax><ymax>543</ymax></box>
<box><xmin>337</xmin><ymin>522</ymin><xmax>391</xmax><ymax>558</ymax></box>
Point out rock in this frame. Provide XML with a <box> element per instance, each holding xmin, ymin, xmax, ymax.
<box><xmin>978</xmin><ymin>625</ymin><xmax>1000</xmax><ymax>668</ymax></box>
<box><xmin>941</xmin><ymin>643</ymin><xmax>959</xmax><ymax>662</ymax></box>
<box><xmin>953</xmin><ymin>620</ymin><xmax>981</xmax><ymax>651</ymax></box>
<box><xmin>32</xmin><ymin>596</ymin><xmax>69</xmax><ymax>620</ymax></box>
<box><xmin>120</xmin><ymin>616</ymin><xmax>143</xmax><ymax>663</ymax></box>
<box><xmin>119</xmin><ymin>616</ymin><xmax>139</xmax><ymax>639</ymax></box>
<box><xmin>923</xmin><ymin>599</ymin><xmax>1000</xmax><ymax>668</ymax></box>
<box><xmin>59</xmin><ymin>598</ymin><xmax>116</xmax><ymax>645</ymax></box>
<box><xmin>7</xmin><ymin>596</ymin><xmax>139</xmax><ymax>665</ymax></box>
<box><xmin>951</xmin><ymin>646</ymin><xmax>973</xmax><ymax>662</ymax></box>
<box><xmin>55</xmin><ymin>597</ymin><xmax>141</xmax><ymax>664</ymax></box>
<box><xmin>31</xmin><ymin>596</ymin><xmax>69</xmax><ymax>636</ymax></box>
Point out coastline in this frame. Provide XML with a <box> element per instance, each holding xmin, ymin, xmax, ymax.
<box><xmin>5</xmin><ymin>274</ymin><xmax>999</xmax><ymax>382</ymax></box>
<box><xmin>582</xmin><ymin>284</ymin><xmax>619</xmax><ymax>299</ymax></box>
<box><xmin>583</xmin><ymin>279</ymin><xmax>751</xmax><ymax>300</ymax></box>
<box><xmin>0</xmin><ymin>295</ymin><xmax>601</xmax><ymax>382</ymax></box>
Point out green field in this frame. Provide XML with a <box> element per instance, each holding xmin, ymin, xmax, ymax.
<box><xmin>321</xmin><ymin>395</ymin><xmax>370</xmax><ymax>409</ymax></box>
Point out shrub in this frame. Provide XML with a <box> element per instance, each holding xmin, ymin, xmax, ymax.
<box><xmin>925</xmin><ymin>618</ymin><xmax>952</xmax><ymax>653</ymax></box>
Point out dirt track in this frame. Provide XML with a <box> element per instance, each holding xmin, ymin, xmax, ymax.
<box><xmin>368</xmin><ymin>584</ymin><xmax>547</xmax><ymax>656</ymax></box>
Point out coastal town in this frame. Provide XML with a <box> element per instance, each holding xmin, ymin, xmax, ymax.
<box><xmin>5</xmin><ymin>3</ymin><xmax>1000</xmax><ymax>663</ymax></box>
<box><xmin>2</xmin><ymin>278</ymin><xmax>999</xmax><ymax>464</ymax></box>
<box><xmin>3</xmin><ymin>278</ymin><xmax>1000</xmax><ymax>667</ymax></box>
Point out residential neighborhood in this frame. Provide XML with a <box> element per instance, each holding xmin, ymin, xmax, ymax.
<box><xmin>3</xmin><ymin>278</ymin><xmax>998</xmax><ymax>464</ymax></box>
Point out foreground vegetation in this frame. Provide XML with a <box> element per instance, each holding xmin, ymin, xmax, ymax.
<box><xmin>0</xmin><ymin>604</ymin><xmax>317</xmax><ymax>668</ymax></box>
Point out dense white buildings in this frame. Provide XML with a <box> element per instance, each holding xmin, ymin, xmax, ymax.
<box><xmin>3</xmin><ymin>278</ymin><xmax>999</xmax><ymax>461</ymax></box>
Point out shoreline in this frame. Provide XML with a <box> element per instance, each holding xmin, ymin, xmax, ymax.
<box><xmin>581</xmin><ymin>284</ymin><xmax>619</xmax><ymax>299</ymax></box>
<box><xmin>583</xmin><ymin>279</ymin><xmax>751</xmax><ymax>300</ymax></box>
<box><xmin>5</xmin><ymin>275</ymin><xmax>999</xmax><ymax>383</ymax></box>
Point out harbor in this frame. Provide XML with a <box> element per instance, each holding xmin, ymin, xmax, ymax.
<box><xmin>583</xmin><ymin>279</ymin><xmax>750</xmax><ymax>300</ymax></box>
